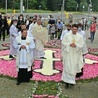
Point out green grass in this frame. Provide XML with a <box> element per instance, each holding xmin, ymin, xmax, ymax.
<box><xmin>0</xmin><ymin>8</ymin><xmax>53</xmax><ymax>14</ymax></box>
<box><xmin>34</xmin><ymin>81</ymin><xmax>58</xmax><ymax>95</ymax></box>
<box><xmin>25</xmin><ymin>9</ymin><xmax>52</xmax><ymax>13</ymax></box>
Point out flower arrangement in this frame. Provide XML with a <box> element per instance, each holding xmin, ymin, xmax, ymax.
<box><xmin>0</xmin><ymin>49</ymin><xmax>98</xmax><ymax>97</ymax></box>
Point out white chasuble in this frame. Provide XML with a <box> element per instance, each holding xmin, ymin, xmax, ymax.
<box><xmin>32</xmin><ymin>23</ymin><xmax>48</xmax><ymax>59</ymax></box>
<box><xmin>61</xmin><ymin>31</ymin><xmax>84</xmax><ymax>84</ymax></box>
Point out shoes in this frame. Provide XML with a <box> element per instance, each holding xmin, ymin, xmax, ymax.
<box><xmin>9</xmin><ymin>55</ymin><xmax>14</xmax><ymax>58</ymax></box>
<box><xmin>40</xmin><ymin>57</ymin><xmax>46</xmax><ymax>59</ymax></box>
<box><xmin>65</xmin><ymin>83</ymin><xmax>69</xmax><ymax>89</ymax></box>
<box><xmin>70</xmin><ymin>84</ymin><xmax>74</xmax><ymax>86</ymax></box>
<box><xmin>16</xmin><ymin>82</ymin><xmax>21</xmax><ymax>85</ymax></box>
<box><xmin>65</xmin><ymin>83</ymin><xmax>74</xmax><ymax>88</ymax></box>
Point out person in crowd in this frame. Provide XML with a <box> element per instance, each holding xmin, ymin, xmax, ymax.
<box><xmin>90</xmin><ymin>20</ymin><xmax>96</xmax><ymax>43</ymax></box>
<box><xmin>76</xmin><ymin>23</ymin><xmax>88</xmax><ymax>78</ymax></box>
<box><xmin>6</xmin><ymin>15</ymin><xmax>12</xmax><ymax>35</ymax></box>
<box><xmin>13</xmin><ymin>28</ymin><xmax>35</xmax><ymax>85</ymax></box>
<box><xmin>60</xmin><ymin>24</ymin><xmax>72</xmax><ymax>41</ymax></box>
<box><xmin>56</xmin><ymin>20</ymin><xmax>63</xmax><ymax>39</ymax></box>
<box><xmin>9</xmin><ymin>19</ymin><xmax>18</xmax><ymax>58</ymax></box>
<box><xmin>25</xmin><ymin>15</ymin><xmax>30</xmax><ymax>29</ymax></box>
<box><xmin>18</xmin><ymin>22</ymin><xmax>34</xmax><ymax>41</ymax></box>
<box><xmin>28</xmin><ymin>18</ymin><xmax>36</xmax><ymax>34</ymax></box>
<box><xmin>0</xmin><ymin>15</ymin><xmax>7</xmax><ymax>41</ymax></box>
<box><xmin>49</xmin><ymin>24</ymin><xmax>57</xmax><ymax>40</ymax></box>
<box><xmin>17</xmin><ymin>14</ymin><xmax>24</xmax><ymax>31</ymax></box>
<box><xmin>0</xmin><ymin>14</ymin><xmax>2</xmax><ymax>41</ymax></box>
<box><xmin>69</xmin><ymin>14</ymin><xmax>73</xmax><ymax>24</ymax></box>
<box><xmin>61</xmin><ymin>24</ymin><xmax>84</xmax><ymax>88</ymax></box>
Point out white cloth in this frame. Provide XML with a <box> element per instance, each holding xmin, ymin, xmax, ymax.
<box><xmin>78</xmin><ymin>30</ymin><xmax>88</xmax><ymax>54</ymax></box>
<box><xmin>18</xmin><ymin>31</ymin><xmax>34</xmax><ymax>40</ymax></box>
<box><xmin>9</xmin><ymin>24</ymin><xmax>18</xmax><ymax>55</ymax></box>
<box><xmin>61</xmin><ymin>31</ymin><xmax>84</xmax><ymax>84</ymax></box>
<box><xmin>29</xmin><ymin>23</ymin><xmax>34</xmax><ymax>34</ymax></box>
<box><xmin>78</xmin><ymin>30</ymin><xmax>86</xmax><ymax>40</ymax></box>
<box><xmin>13</xmin><ymin>36</ymin><xmax>35</xmax><ymax>72</ymax></box>
<box><xmin>60</xmin><ymin>29</ymin><xmax>71</xmax><ymax>40</ymax></box>
<box><xmin>32</xmin><ymin>23</ymin><xmax>48</xmax><ymax>59</ymax></box>
<box><xmin>26</xmin><ymin>20</ymin><xmax>29</xmax><ymax>26</ymax></box>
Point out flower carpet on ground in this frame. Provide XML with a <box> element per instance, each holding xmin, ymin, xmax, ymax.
<box><xmin>0</xmin><ymin>49</ymin><xmax>98</xmax><ymax>98</ymax></box>
<box><xmin>0</xmin><ymin>49</ymin><xmax>98</xmax><ymax>81</ymax></box>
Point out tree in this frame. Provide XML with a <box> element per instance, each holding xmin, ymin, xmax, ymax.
<box><xmin>66</xmin><ymin>0</ymin><xmax>77</xmax><ymax>11</ymax></box>
<box><xmin>75</xmin><ymin>0</ymin><xmax>81</xmax><ymax>11</ymax></box>
<box><xmin>80</xmin><ymin>0</ymin><xmax>88</xmax><ymax>12</ymax></box>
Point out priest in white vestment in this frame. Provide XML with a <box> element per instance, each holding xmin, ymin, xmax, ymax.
<box><xmin>13</xmin><ymin>28</ymin><xmax>35</xmax><ymax>85</ymax></box>
<box><xmin>32</xmin><ymin>18</ymin><xmax>48</xmax><ymax>59</ymax></box>
<box><xmin>9</xmin><ymin>19</ymin><xmax>18</xmax><ymax>58</ymax></box>
<box><xmin>61</xmin><ymin>24</ymin><xmax>84</xmax><ymax>88</ymax></box>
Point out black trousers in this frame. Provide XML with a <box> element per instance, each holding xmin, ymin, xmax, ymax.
<box><xmin>17</xmin><ymin>68</ymin><xmax>32</xmax><ymax>83</ymax></box>
<box><xmin>0</xmin><ymin>28</ymin><xmax>5</xmax><ymax>41</ymax></box>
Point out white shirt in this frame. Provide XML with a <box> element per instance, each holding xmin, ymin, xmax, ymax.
<box><xmin>18</xmin><ymin>31</ymin><xmax>34</xmax><ymax>40</ymax></box>
<box><xmin>29</xmin><ymin>23</ymin><xmax>34</xmax><ymax>33</ymax></box>
<box><xmin>60</xmin><ymin>29</ymin><xmax>71</xmax><ymax>40</ymax></box>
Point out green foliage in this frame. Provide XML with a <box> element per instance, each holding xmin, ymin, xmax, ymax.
<box><xmin>0</xmin><ymin>0</ymin><xmax>98</xmax><ymax>11</ymax></box>
<box><xmin>34</xmin><ymin>81</ymin><xmax>58</xmax><ymax>95</ymax></box>
<box><xmin>66</xmin><ymin>0</ymin><xmax>77</xmax><ymax>11</ymax></box>
<box><xmin>79</xmin><ymin>0</ymin><xmax>88</xmax><ymax>11</ymax></box>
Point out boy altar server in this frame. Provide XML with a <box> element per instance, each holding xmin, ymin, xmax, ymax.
<box><xmin>13</xmin><ymin>28</ymin><xmax>35</xmax><ymax>85</ymax></box>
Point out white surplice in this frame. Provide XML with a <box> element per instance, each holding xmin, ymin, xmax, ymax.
<box><xmin>9</xmin><ymin>24</ymin><xmax>18</xmax><ymax>55</ymax></box>
<box><xmin>60</xmin><ymin>29</ymin><xmax>71</xmax><ymax>40</ymax></box>
<box><xmin>18</xmin><ymin>31</ymin><xmax>34</xmax><ymax>40</ymax></box>
<box><xmin>13</xmin><ymin>36</ymin><xmax>35</xmax><ymax>72</ymax></box>
<box><xmin>61</xmin><ymin>31</ymin><xmax>84</xmax><ymax>84</ymax></box>
<box><xmin>29</xmin><ymin>23</ymin><xmax>34</xmax><ymax>34</ymax></box>
<box><xmin>78</xmin><ymin>30</ymin><xmax>88</xmax><ymax>54</ymax></box>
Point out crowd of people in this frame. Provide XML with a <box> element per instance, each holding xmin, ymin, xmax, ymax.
<box><xmin>0</xmin><ymin>13</ymin><xmax>97</xmax><ymax>88</ymax></box>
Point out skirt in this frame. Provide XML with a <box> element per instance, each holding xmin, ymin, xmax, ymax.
<box><xmin>17</xmin><ymin>68</ymin><xmax>32</xmax><ymax>83</ymax></box>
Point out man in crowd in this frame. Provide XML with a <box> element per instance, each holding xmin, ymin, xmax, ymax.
<box><xmin>60</xmin><ymin>24</ymin><xmax>71</xmax><ymax>41</ymax></box>
<box><xmin>56</xmin><ymin>20</ymin><xmax>63</xmax><ymax>39</ymax></box>
<box><xmin>61</xmin><ymin>24</ymin><xmax>84</xmax><ymax>88</ymax></box>
<box><xmin>90</xmin><ymin>20</ymin><xmax>96</xmax><ymax>43</ymax></box>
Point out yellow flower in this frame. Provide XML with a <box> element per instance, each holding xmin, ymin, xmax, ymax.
<box><xmin>26</xmin><ymin>42</ymin><xmax>30</xmax><ymax>45</ymax></box>
<box><xmin>72</xmin><ymin>39</ymin><xmax>76</xmax><ymax>43</ymax></box>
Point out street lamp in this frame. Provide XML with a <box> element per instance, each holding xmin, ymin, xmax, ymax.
<box><xmin>61</xmin><ymin>0</ymin><xmax>65</xmax><ymax>21</ymax></box>
<box><xmin>76</xmin><ymin>4</ymin><xmax>78</xmax><ymax>11</ymax></box>
<box><xmin>5</xmin><ymin>0</ymin><xmax>7</xmax><ymax>14</ymax></box>
<box><xmin>39</xmin><ymin>5</ymin><xmax>41</xmax><ymax>10</ymax></box>
<box><xmin>20</xmin><ymin>0</ymin><xmax>23</xmax><ymax>14</ymax></box>
<box><xmin>88</xmin><ymin>3</ymin><xmax>92</xmax><ymax>21</ymax></box>
<box><xmin>27</xmin><ymin>0</ymin><xmax>28</xmax><ymax>10</ymax></box>
<box><xmin>83</xmin><ymin>5</ymin><xmax>85</xmax><ymax>13</ymax></box>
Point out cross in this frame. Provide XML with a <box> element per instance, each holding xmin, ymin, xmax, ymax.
<box><xmin>34</xmin><ymin>50</ymin><xmax>60</xmax><ymax>76</ymax></box>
